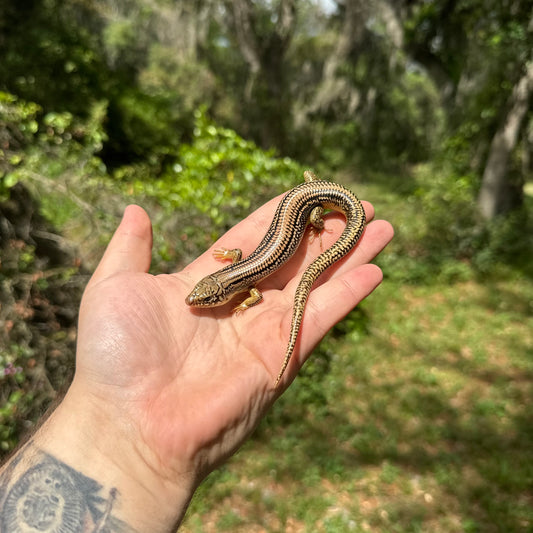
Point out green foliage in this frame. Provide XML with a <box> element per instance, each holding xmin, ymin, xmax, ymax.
<box><xmin>379</xmin><ymin>69</ymin><xmax>445</xmax><ymax>162</ymax></box>
<box><xmin>473</xmin><ymin>206</ymin><xmax>533</xmax><ymax>276</ymax></box>
<box><xmin>112</xmin><ymin>108</ymin><xmax>306</xmax><ymax>270</ymax></box>
<box><xmin>0</xmin><ymin>388</ymin><xmax>33</xmax><ymax>452</ymax></box>
<box><xmin>0</xmin><ymin>222</ymin><xmax>82</xmax><ymax>454</ymax></box>
<box><xmin>102</xmin><ymin>13</ymin><xmax>150</xmax><ymax>71</ymax></box>
<box><xmin>129</xmin><ymin>108</ymin><xmax>303</xmax><ymax>229</ymax></box>
<box><xmin>0</xmin><ymin>0</ymin><xmax>108</xmax><ymax>115</ymax></box>
<box><xmin>0</xmin><ymin>95</ymin><xmax>113</xmax><ymax>455</ymax></box>
<box><xmin>140</xmin><ymin>45</ymin><xmax>220</xmax><ymax>113</ymax></box>
<box><xmin>103</xmin><ymin>88</ymin><xmax>193</xmax><ymax>167</ymax></box>
<box><xmin>1</xmin><ymin>94</ymin><xmax>111</xmax><ymax>230</ymax></box>
<box><xmin>0</xmin><ymin>92</ymin><xmax>41</xmax><ymax>192</ymax></box>
<box><xmin>300</xmin><ymin>48</ymin><xmax>445</xmax><ymax>170</ymax></box>
<box><xmin>408</xmin><ymin>164</ymin><xmax>533</xmax><ymax>277</ymax></box>
<box><xmin>1</xmin><ymin>91</ymin><xmax>107</xmax><ymax>168</ymax></box>
<box><xmin>1</xmin><ymin>2</ymin><xmax>532</xmax><ymax>528</ymax></box>
<box><xmin>407</xmin><ymin>0</ymin><xmax>533</xmax><ymax>173</ymax></box>
<box><xmin>0</xmin><ymin>1</ymin><xmax>196</xmax><ymax>171</ymax></box>
<box><xmin>415</xmin><ymin>165</ymin><xmax>480</xmax><ymax>261</ymax></box>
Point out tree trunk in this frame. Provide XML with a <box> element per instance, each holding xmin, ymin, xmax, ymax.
<box><xmin>477</xmin><ymin>61</ymin><xmax>533</xmax><ymax>219</ymax></box>
<box><xmin>226</xmin><ymin>0</ymin><xmax>296</xmax><ymax>149</ymax></box>
<box><xmin>306</xmin><ymin>0</ymin><xmax>368</xmax><ymax>117</ymax></box>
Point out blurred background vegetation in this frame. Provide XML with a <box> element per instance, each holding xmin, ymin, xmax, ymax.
<box><xmin>0</xmin><ymin>0</ymin><xmax>532</xmax><ymax>531</ymax></box>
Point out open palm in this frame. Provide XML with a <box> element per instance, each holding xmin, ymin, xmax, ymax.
<box><xmin>71</xmin><ymin>197</ymin><xmax>393</xmax><ymax>490</ymax></box>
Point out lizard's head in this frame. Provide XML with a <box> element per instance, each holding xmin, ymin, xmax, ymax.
<box><xmin>185</xmin><ymin>275</ymin><xmax>229</xmax><ymax>307</ymax></box>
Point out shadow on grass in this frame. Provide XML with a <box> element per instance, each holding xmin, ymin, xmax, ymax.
<box><xmin>257</xmin><ymin>338</ymin><xmax>533</xmax><ymax>532</ymax></box>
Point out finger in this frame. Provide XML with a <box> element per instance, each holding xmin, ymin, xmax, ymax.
<box><xmin>310</xmin><ymin>218</ymin><xmax>394</xmax><ymax>283</ymax></box>
<box><xmin>266</xmin><ymin>218</ymin><xmax>393</xmax><ymax>291</ymax></box>
<box><xmin>90</xmin><ymin>205</ymin><xmax>153</xmax><ymax>285</ymax></box>
<box><xmin>277</xmin><ymin>262</ymin><xmax>384</xmax><ymax>384</ymax></box>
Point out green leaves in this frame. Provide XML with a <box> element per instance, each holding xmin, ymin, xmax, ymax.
<box><xmin>130</xmin><ymin>108</ymin><xmax>303</xmax><ymax>228</ymax></box>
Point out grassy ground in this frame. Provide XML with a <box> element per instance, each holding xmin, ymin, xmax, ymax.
<box><xmin>4</xmin><ymin>163</ymin><xmax>530</xmax><ymax>531</ymax></box>
<box><xmin>179</xmin><ymin>174</ymin><xmax>533</xmax><ymax>532</ymax></box>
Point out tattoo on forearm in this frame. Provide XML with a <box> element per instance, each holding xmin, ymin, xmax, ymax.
<box><xmin>0</xmin><ymin>443</ymin><xmax>138</xmax><ymax>532</ymax></box>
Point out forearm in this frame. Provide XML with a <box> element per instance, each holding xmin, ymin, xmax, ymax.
<box><xmin>0</xmin><ymin>388</ymin><xmax>194</xmax><ymax>533</ymax></box>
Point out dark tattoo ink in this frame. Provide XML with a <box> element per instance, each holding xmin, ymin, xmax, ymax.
<box><xmin>0</xmin><ymin>446</ymin><xmax>138</xmax><ymax>533</ymax></box>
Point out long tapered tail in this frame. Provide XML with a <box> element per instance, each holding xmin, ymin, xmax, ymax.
<box><xmin>275</xmin><ymin>271</ymin><xmax>315</xmax><ymax>385</ymax></box>
<box><xmin>274</xmin><ymin>211</ymin><xmax>365</xmax><ymax>386</ymax></box>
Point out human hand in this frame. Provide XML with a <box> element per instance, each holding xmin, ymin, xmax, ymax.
<box><xmin>34</xmin><ymin>195</ymin><xmax>393</xmax><ymax>530</ymax></box>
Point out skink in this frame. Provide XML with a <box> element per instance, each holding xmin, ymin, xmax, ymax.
<box><xmin>185</xmin><ymin>171</ymin><xmax>366</xmax><ymax>385</ymax></box>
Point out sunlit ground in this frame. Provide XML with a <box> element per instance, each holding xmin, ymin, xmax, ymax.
<box><xmin>180</xmin><ymin>176</ymin><xmax>533</xmax><ymax>533</ymax></box>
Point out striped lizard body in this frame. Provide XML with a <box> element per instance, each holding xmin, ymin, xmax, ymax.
<box><xmin>185</xmin><ymin>171</ymin><xmax>366</xmax><ymax>385</ymax></box>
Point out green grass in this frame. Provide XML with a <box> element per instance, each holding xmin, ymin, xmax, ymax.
<box><xmin>181</xmin><ymin>279</ymin><xmax>533</xmax><ymax>532</ymax></box>
<box><xmin>179</xmin><ymin>172</ymin><xmax>533</xmax><ymax>532</ymax></box>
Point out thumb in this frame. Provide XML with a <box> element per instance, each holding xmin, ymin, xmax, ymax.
<box><xmin>90</xmin><ymin>205</ymin><xmax>153</xmax><ymax>285</ymax></box>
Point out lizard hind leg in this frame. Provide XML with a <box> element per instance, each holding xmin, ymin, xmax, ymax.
<box><xmin>303</xmin><ymin>169</ymin><xmax>320</xmax><ymax>183</ymax></box>
<box><xmin>308</xmin><ymin>205</ymin><xmax>333</xmax><ymax>250</ymax></box>
<box><xmin>304</xmin><ymin>169</ymin><xmax>330</xmax><ymax>249</ymax></box>
<box><xmin>232</xmin><ymin>287</ymin><xmax>263</xmax><ymax>314</ymax></box>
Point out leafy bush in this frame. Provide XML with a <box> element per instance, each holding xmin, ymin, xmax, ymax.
<box><xmin>0</xmin><ymin>184</ymin><xmax>84</xmax><ymax>455</ymax></box>
<box><xmin>472</xmin><ymin>206</ymin><xmax>533</xmax><ymax>276</ymax></box>
<box><xmin>415</xmin><ymin>165</ymin><xmax>480</xmax><ymax>261</ymax></box>
<box><xmin>122</xmin><ymin>108</ymin><xmax>306</xmax><ymax>266</ymax></box>
<box><xmin>396</xmin><ymin>163</ymin><xmax>533</xmax><ymax>280</ymax></box>
<box><xmin>1</xmin><ymin>91</ymin><xmax>107</xmax><ymax>183</ymax></box>
<box><xmin>132</xmin><ymin>108</ymin><xmax>303</xmax><ymax>222</ymax></box>
<box><xmin>0</xmin><ymin>92</ymin><xmax>41</xmax><ymax>193</ymax></box>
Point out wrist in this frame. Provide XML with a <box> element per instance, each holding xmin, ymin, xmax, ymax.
<box><xmin>1</xmin><ymin>384</ymin><xmax>195</xmax><ymax>532</ymax></box>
